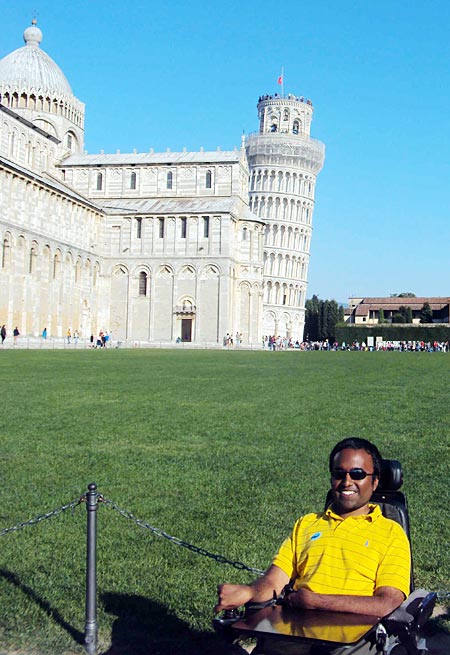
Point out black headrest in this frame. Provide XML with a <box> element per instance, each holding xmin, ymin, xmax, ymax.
<box><xmin>378</xmin><ymin>459</ymin><xmax>403</xmax><ymax>491</ymax></box>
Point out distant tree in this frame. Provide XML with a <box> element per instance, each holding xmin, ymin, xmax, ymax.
<box><xmin>338</xmin><ymin>305</ymin><xmax>345</xmax><ymax>323</ymax></box>
<box><xmin>304</xmin><ymin>296</ymin><xmax>344</xmax><ymax>341</ymax></box>
<box><xmin>398</xmin><ymin>306</ymin><xmax>409</xmax><ymax>322</ymax></box>
<box><xmin>419</xmin><ymin>302</ymin><xmax>433</xmax><ymax>323</ymax></box>
<box><xmin>326</xmin><ymin>300</ymin><xmax>339</xmax><ymax>341</ymax></box>
<box><xmin>378</xmin><ymin>308</ymin><xmax>385</xmax><ymax>323</ymax></box>
<box><xmin>392</xmin><ymin>312</ymin><xmax>406</xmax><ymax>324</ymax></box>
<box><xmin>398</xmin><ymin>292</ymin><xmax>416</xmax><ymax>298</ymax></box>
<box><xmin>304</xmin><ymin>295</ymin><xmax>320</xmax><ymax>340</ymax></box>
<box><xmin>405</xmin><ymin>307</ymin><xmax>413</xmax><ymax>323</ymax></box>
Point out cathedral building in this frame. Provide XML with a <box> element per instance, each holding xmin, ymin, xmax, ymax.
<box><xmin>0</xmin><ymin>21</ymin><xmax>325</xmax><ymax>345</ymax></box>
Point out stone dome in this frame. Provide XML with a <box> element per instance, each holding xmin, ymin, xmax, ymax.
<box><xmin>0</xmin><ymin>20</ymin><xmax>74</xmax><ymax>98</ymax></box>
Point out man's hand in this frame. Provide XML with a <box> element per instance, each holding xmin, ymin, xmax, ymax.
<box><xmin>283</xmin><ymin>588</ymin><xmax>317</xmax><ymax>610</ymax></box>
<box><xmin>215</xmin><ymin>565</ymin><xmax>290</xmax><ymax>613</ymax></box>
<box><xmin>215</xmin><ymin>584</ymin><xmax>253</xmax><ymax>613</ymax></box>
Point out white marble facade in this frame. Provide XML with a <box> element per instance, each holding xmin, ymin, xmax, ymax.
<box><xmin>0</xmin><ymin>21</ymin><xmax>323</xmax><ymax>345</ymax></box>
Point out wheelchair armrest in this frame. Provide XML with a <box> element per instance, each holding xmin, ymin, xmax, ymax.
<box><xmin>383</xmin><ymin>589</ymin><xmax>437</xmax><ymax>630</ymax></box>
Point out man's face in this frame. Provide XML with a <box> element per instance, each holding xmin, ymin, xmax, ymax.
<box><xmin>330</xmin><ymin>448</ymin><xmax>379</xmax><ymax>517</ymax></box>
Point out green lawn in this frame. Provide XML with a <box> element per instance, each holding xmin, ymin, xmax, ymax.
<box><xmin>0</xmin><ymin>350</ymin><xmax>449</xmax><ymax>654</ymax></box>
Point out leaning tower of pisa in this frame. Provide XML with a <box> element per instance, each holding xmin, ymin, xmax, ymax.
<box><xmin>246</xmin><ymin>93</ymin><xmax>325</xmax><ymax>340</ymax></box>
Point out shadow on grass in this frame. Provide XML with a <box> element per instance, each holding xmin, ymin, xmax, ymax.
<box><xmin>0</xmin><ymin>567</ymin><xmax>84</xmax><ymax>645</ymax></box>
<box><xmin>100</xmin><ymin>592</ymin><xmax>232</xmax><ymax>655</ymax></box>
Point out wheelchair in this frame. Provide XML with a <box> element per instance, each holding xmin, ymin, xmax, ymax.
<box><xmin>214</xmin><ymin>460</ymin><xmax>437</xmax><ymax>655</ymax></box>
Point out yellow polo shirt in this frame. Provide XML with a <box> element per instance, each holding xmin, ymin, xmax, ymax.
<box><xmin>272</xmin><ymin>504</ymin><xmax>411</xmax><ymax>598</ymax></box>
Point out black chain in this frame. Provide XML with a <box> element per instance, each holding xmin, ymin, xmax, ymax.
<box><xmin>0</xmin><ymin>496</ymin><xmax>85</xmax><ymax>536</ymax></box>
<box><xmin>100</xmin><ymin>497</ymin><xmax>265</xmax><ymax>576</ymax></box>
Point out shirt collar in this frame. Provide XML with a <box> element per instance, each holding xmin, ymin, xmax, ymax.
<box><xmin>325</xmin><ymin>503</ymin><xmax>381</xmax><ymax>522</ymax></box>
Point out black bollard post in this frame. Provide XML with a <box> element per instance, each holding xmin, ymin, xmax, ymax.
<box><xmin>84</xmin><ymin>483</ymin><xmax>98</xmax><ymax>654</ymax></box>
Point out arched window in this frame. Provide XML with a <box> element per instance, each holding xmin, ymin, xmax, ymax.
<box><xmin>96</xmin><ymin>172</ymin><xmax>103</xmax><ymax>190</ymax></box>
<box><xmin>53</xmin><ymin>253</ymin><xmax>61</xmax><ymax>279</ymax></box>
<box><xmin>136</xmin><ymin>218</ymin><xmax>142</xmax><ymax>239</ymax></box>
<box><xmin>167</xmin><ymin>171</ymin><xmax>173</xmax><ymax>189</ymax></box>
<box><xmin>206</xmin><ymin>170</ymin><xmax>212</xmax><ymax>189</ymax></box>
<box><xmin>139</xmin><ymin>271</ymin><xmax>148</xmax><ymax>296</ymax></box>
<box><xmin>130</xmin><ymin>171</ymin><xmax>137</xmax><ymax>189</ymax></box>
<box><xmin>242</xmin><ymin>227</ymin><xmax>248</xmax><ymax>241</ymax></box>
<box><xmin>2</xmin><ymin>238</ymin><xmax>11</xmax><ymax>269</ymax></box>
<box><xmin>203</xmin><ymin>216</ymin><xmax>210</xmax><ymax>238</ymax></box>
<box><xmin>29</xmin><ymin>246</ymin><xmax>37</xmax><ymax>274</ymax></box>
<box><xmin>293</xmin><ymin>120</ymin><xmax>300</xmax><ymax>135</ymax></box>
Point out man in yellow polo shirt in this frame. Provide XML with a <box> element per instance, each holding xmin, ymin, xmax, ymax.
<box><xmin>215</xmin><ymin>438</ymin><xmax>411</xmax><ymax>619</ymax></box>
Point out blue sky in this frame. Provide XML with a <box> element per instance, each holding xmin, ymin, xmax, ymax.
<box><xmin>2</xmin><ymin>1</ymin><xmax>449</xmax><ymax>303</ymax></box>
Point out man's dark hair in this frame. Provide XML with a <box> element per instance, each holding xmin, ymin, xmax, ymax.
<box><xmin>329</xmin><ymin>438</ymin><xmax>382</xmax><ymax>478</ymax></box>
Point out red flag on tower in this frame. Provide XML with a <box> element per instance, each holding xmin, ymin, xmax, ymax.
<box><xmin>277</xmin><ymin>74</ymin><xmax>283</xmax><ymax>85</ymax></box>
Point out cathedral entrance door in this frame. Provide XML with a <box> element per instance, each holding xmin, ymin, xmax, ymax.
<box><xmin>181</xmin><ymin>318</ymin><xmax>192</xmax><ymax>342</ymax></box>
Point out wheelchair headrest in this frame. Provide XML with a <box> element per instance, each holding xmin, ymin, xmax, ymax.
<box><xmin>378</xmin><ymin>459</ymin><xmax>403</xmax><ymax>491</ymax></box>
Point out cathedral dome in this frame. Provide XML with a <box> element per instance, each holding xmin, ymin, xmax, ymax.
<box><xmin>0</xmin><ymin>20</ymin><xmax>74</xmax><ymax>98</ymax></box>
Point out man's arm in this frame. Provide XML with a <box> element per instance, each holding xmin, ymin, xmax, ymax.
<box><xmin>283</xmin><ymin>586</ymin><xmax>405</xmax><ymax>618</ymax></box>
<box><xmin>215</xmin><ymin>565</ymin><xmax>290</xmax><ymax>613</ymax></box>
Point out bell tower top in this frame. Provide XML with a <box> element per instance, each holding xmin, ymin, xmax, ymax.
<box><xmin>257</xmin><ymin>93</ymin><xmax>314</xmax><ymax>138</ymax></box>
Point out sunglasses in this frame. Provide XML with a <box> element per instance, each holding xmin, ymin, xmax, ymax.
<box><xmin>331</xmin><ymin>468</ymin><xmax>377</xmax><ymax>481</ymax></box>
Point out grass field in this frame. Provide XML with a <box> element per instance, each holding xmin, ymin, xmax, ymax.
<box><xmin>0</xmin><ymin>349</ymin><xmax>449</xmax><ymax>654</ymax></box>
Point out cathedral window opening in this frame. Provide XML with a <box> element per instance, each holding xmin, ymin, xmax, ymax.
<box><xmin>2</xmin><ymin>239</ymin><xmax>10</xmax><ymax>269</ymax></box>
<box><xmin>293</xmin><ymin>120</ymin><xmax>300</xmax><ymax>135</ymax></box>
<box><xmin>203</xmin><ymin>216</ymin><xmax>210</xmax><ymax>238</ymax></box>
<box><xmin>53</xmin><ymin>253</ymin><xmax>61</xmax><ymax>279</ymax></box>
<box><xmin>136</xmin><ymin>218</ymin><xmax>142</xmax><ymax>239</ymax></box>
<box><xmin>270</xmin><ymin>123</ymin><xmax>277</xmax><ymax>132</ymax></box>
<box><xmin>139</xmin><ymin>271</ymin><xmax>148</xmax><ymax>296</ymax></box>
<box><xmin>181</xmin><ymin>217</ymin><xmax>187</xmax><ymax>239</ymax></box>
<box><xmin>167</xmin><ymin>171</ymin><xmax>173</xmax><ymax>189</ymax></box>
<box><xmin>283</xmin><ymin>293</ymin><xmax>287</xmax><ymax>306</ymax></box>
<box><xmin>67</xmin><ymin>134</ymin><xmax>73</xmax><ymax>150</ymax></box>
<box><xmin>159</xmin><ymin>218</ymin><xmax>165</xmax><ymax>238</ymax></box>
<box><xmin>206</xmin><ymin>170</ymin><xmax>212</xmax><ymax>189</ymax></box>
<box><xmin>29</xmin><ymin>247</ymin><xmax>37</xmax><ymax>275</ymax></box>
<box><xmin>284</xmin><ymin>109</ymin><xmax>289</xmax><ymax>121</ymax></box>
<box><xmin>130</xmin><ymin>171</ymin><xmax>137</xmax><ymax>190</ymax></box>
<box><xmin>242</xmin><ymin>227</ymin><xmax>247</xmax><ymax>241</ymax></box>
<box><xmin>96</xmin><ymin>172</ymin><xmax>103</xmax><ymax>191</ymax></box>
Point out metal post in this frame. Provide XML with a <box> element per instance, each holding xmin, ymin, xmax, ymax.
<box><xmin>84</xmin><ymin>483</ymin><xmax>98</xmax><ymax>654</ymax></box>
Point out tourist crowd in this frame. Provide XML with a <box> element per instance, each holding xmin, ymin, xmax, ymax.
<box><xmin>263</xmin><ymin>336</ymin><xmax>449</xmax><ymax>352</ymax></box>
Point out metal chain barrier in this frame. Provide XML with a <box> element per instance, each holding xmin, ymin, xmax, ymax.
<box><xmin>0</xmin><ymin>496</ymin><xmax>85</xmax><ymax>536</ymax></box>
<box><xmin>100</xmin><ymin>496</ymin><xmax>265</xmax><ymax>576</ymax></box>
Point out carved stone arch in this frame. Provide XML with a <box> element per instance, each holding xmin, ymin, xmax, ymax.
<box><xmin>264</xmin><ymin>309</ymin><xmax>276</xmax><ymax>321</ymax></box>
<box><xmin>53</xmin><ymin>248</ymin><xmax>62</xmax><ymax>280</ymax></box>
<box><xmin>157</xmin><ymin>264</ymin><xmax>174</xmax><ymax>278</ymax></box>
<box><xmin>274</xmin><ymin>281</ymin><xmax>281</xmax><ymax>304</ymax></box>
<box><xmin>1</xmin><ymin>230</ymin><xmax>13</xmax><ymax>270</ymax></box>
<box><xmin>200</xmin><ymin>263</ymin><xmax>220</xmax><ymax>279</ymax></box>
<box><xmin>113</xmin><ymin>263</ymin><xmax>130</xmax><ymax>276</ymax></box>
<box><xmin>93</xmin><ymin>261</ymin><xmax>100</xmax><ymax>287</ymax></box>
<box><xmin>239</xmin><ymin>281</ymin><xmax>251</xmax><ymax>293</ymax></box>
<box><xmin>178</xmin><ymin>264</ymin><xmax>196</xmax><ymax>279</ymax></box>
<box><xmin>132</xmin><ymin>264</ymin><xmax>151</xmax><ymax>277</ymax></box>
<box><xmin>269</xmin><ymin>252</ymin><xmax>276</xmax><ymax>275</ymax></box>
<box><xmin>177</xmin><ymin>296</ymin><xmax>196</xmax><ymax>314</ymax></box>
<box><xmin>33</xmin><ymin>116</ymin><xmax>58</xmax><ymax>138</ymax></box>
